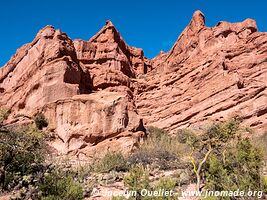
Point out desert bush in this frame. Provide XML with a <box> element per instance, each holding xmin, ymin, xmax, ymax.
<box><xmin>34</xmin><ymin>112</ymin><xmax>48</xmax><ymax>130</ymax></box>
<box><xmin>128</xmin><ymin>127</ymin><xmax>187</xmax><ymax>170</ymax></box>
<box><xmin>10</xmin><ymin>164</ymin><xmax>85</xmax><ymax>200</ymax></box>
<box><xmin>0</xmin><ymin>126</ymin><xmax>45</xmax><ymax>191</ymax></box>
<box><xmin>40</xmin><ymin>168</ymin><xmax>83</xmax><ymax>200</ymax></box>
<box><xmin>205</xmin><ymin>138</ymin><xmax>265</xmax><ymax>195</ymax></box>
<box><xmin>93</xmin><ymin>151</ymin><xmax>129</xmax><ymax>173</ymax></box>
<box><xmin>175</xmin><ymin>120</ymin><xmax>266</xmax><ymax>196</ymax></box>
<box><xmin>123</xmin><ymin>164</ymin><xmax>150</xmax><ymax>200</ymax></box>
<box><xmin>124</xmin><ymin>165</ymin><xmax>177</xmax><ymax>200</ymax></box>
<box><xmin>147</xmin><ymin>127</ymin><xmax>167</xmax><ymax>138</ymax></box>
<box><xmin>74</xmin><ymin>164</ymin><xmax>92</xmax><ymax>182</ymax></box>
<box><xmin>202</xmin><ymin>119</ymin><xmax>240</xmax><ymax>145</ymax></box>
<box><xmin>184</xmin><ymin>120</ymin><xmax>243</xmax><ymax>191</ymax></box>
<box><xmin>153</xmin><ymin>178</ymin><xmax>177</xmax><ymax>200</ymax></box>
<box><xmin>262</xmin><ymin>176</ymin><xmax>267</xmax><ymax>192</ymax></box>
<box><xmin>176</xmin><ymin>129</ymin><xmax>199</xmax><ymax>146</ymax></box>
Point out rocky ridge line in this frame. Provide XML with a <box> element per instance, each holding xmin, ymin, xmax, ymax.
<box><xmin>0</xmin><ymin>10</ymin><xmax>266</xmax><ymax>158</ymax></box>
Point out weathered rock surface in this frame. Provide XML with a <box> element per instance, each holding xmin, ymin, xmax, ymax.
<box><xmin>41</xmin><ymin>91</ymin><xmax>144</xmax><ymax>157</ymax></box>
<box><xmin>0</xmin><ymin>25</ymin><xmax>90</xmax><ymax>114</ymax></box>
<box><xmin>0</xmin><ymin>24</ymin><xmax>146</xmax><ymax>157</ymax></box>
<box><xmin>74</xmin><ymin>20</ymin><xmax>151</xmax><ymax>91</ymax></box>
<box><xmin>136</xmin><ymin>10</ymin><xmax>267</xmax><ymax>133</ymax></box>
<box><xmin>0</xmin><ymin>10</ymin><xmax>266</xmax><ymax>157</ymax></box>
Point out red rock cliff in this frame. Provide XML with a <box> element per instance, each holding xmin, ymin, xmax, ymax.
<box><xmin>0</xmin><ymin>11</ymin><xmax>266</xmax><ymax>158</ymax></box>
<box><xmin>137</xmin><ymin>10</ymin><xmax>267</xmax><ymax>133</ymax></box>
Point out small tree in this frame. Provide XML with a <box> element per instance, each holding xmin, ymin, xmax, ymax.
<box><xmin>184</xmin><ymin>120</ymin><xmax>240</xmax><ymax>191</ymax></box>
<box><xmin>204</xmin><ymin>138</ymin><xmax>265</xmax><ymax>199</ymax></box>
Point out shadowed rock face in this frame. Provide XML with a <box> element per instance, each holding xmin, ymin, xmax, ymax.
<box><xmin>0</xmin><ymin>10</ymin><xmax>266</xmax><ymax>157</ymax></box>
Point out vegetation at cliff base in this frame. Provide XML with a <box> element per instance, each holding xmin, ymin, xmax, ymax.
<box><xmin>0</xmin><ymin>114</ymin><xmax>265</xmax><ymax>200</ymax></box>
<box><xmin>93</xmin><ymin>151</ymin><xmax>129</xmax><ymax>173</ymax></box>
<box><xmin>0</xmin><ymin>126</ymin><xmax>45</xmax><ymax>191</ymax></box>
<box><xmin>0</xmin><ymin>123</ymin><xmax>83</xmax><ymax>199</ymax></box>
<box><xmin>128</xmin><ymin>126</ymin><xmax>189</xmax><ymax>170</ymax></box>
<box><xmin>179</xmin><ymin>120</ymin><xmax>266</xmax><ymax>198</ymax></box>
<box><xmin>40</xmin><ymin>168</ymin><xmax>83</xmax><ymax>200</ymax></box>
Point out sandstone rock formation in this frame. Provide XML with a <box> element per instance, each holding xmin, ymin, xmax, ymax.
<box><xmin>41</xmin><ymin>91</ymin><xmax>144</xmax><ymax>158</ymax></box>
<box><xmin>0</xmin><ymin>25</ymin><xmax>90</xmax><ymax>114</ymax></box>
<box><xmin>0</xmin><ymin>10</ymin><xmax>266</xmax><ymax>157</ymax></box>
<box><xmin>73</xmin><ymin>20</ymin><xmax>151</xmax><ymax>91</ymax></box>
<box><xmin>0</xmin><ymin>23</ymin><xmax>146</xmax><ymax>158</ymax></box>
<box><xmin>137</xmin><ymin>10</ymin><xmax>267</xmax><ymax>133</ymax></box>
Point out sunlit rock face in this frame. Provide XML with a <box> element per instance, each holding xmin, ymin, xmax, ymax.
<box><xmin>0</xmin><ymin>10</ymin><xmax>266</xmax><ymax>157</ymax></box>
<box><xmin>137</xmin><ymin>11</ymin><xmax>267</xmax><ymax>133</ymax></box>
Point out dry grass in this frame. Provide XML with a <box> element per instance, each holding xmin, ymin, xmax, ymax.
<box><xmin>127</xmin><ymin>127</ymin><xmax>190</xmax><ymax>170</ymax></box>
<box><xmin>252</xmin><ymin>131</ymin><xmax>267</xmax><ymax>162</ymax></box>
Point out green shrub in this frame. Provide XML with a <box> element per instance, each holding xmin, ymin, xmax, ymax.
<box><xmin>124</xmin><ymin>166</ymin><xmax>177</xmax><ymax>200</ymax></box>
<box><xmin>203</xmin><ymin>119</ymin><xmax>240</xmax><ymax>145</ymax></box>
<box><xmin>262</xmin><ymin>176</ymin><xmax>267</xmax><ymax>192</ymax></box>
<box><xmin>204</xmin><ymin>138</ymin><xmax>265</xmax><ymax>198</ymax></box>
<box><xmin>176</xmin><ymin>129</ymin><xmax>199</xmax><ymax>146</ymax></box>
<box><xmin>93</xmin><ymin>151</ymin><xmax>129</xmax><ymax>173</ymax></box>
<box><xmin>0</xmin><ymin>123</ymin><xmax>83</xmax><ymax>199</ymax></box>
<box><xmin>154</xmin><ymin>178</ymin><xmax>176</xmax><ymax>200</ymax></box>
<box><xmin>34</xmin><ymin>112</ymin><xmax>48</xmax><ymax>130</ymax></box>
<box><xmin>74</xmin><ymin>164</ymin><xmax>92</xmax><ymax>181</ymax></box>
<box><xmin>0</xmin><ymin>126</ymin><xmax>45</xmax><ymax>191</ymax></box>
<box><xmin>40</xmin><ymin>169</ymin><xmax>83</xmax><ymax>200</ymax></box>
<box><xmin>124</xmin><ymin>164</ymin><xmax>150</xmax><ymax>199</ymax></box>
<box><xmin>183</xmin><ymin>120</ymin><xmax>245</xmax><ymax>192</ymax></box>
<box><xmin>155</xmin><ymin>178</ymin><xmax>176</xmax><ymax>191</ymax></box>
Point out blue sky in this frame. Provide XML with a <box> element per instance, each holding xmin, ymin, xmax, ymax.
<box><xmin>0</xmin><ymin>0</ymin><xmax>266</xmax><ymax>66</ymax></box>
